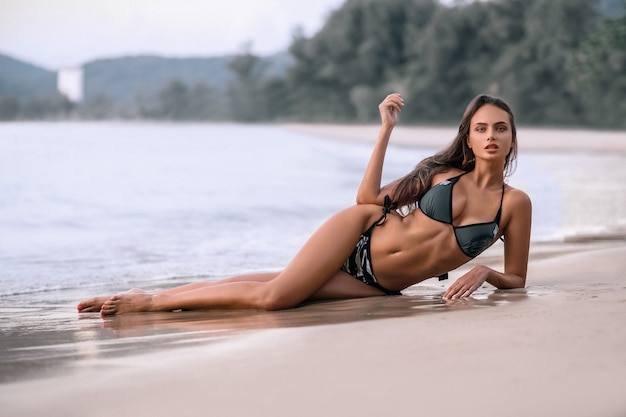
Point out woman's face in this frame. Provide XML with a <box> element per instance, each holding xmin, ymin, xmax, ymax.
<box><xmin>467</xmin><ymin>104</ymin><xmax>513</xmax><ymax>163</ymax></box>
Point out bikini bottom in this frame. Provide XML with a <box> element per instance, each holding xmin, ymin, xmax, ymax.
<box><xmin>341</xmin><ymin>196</ymin><xmax>402</xmax><ymax>296</ymax></box>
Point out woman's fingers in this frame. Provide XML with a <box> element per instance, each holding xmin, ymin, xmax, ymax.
<box><xmin>379</xmin><ymin>93</ymin><xmax>404</xmax><ymax>125</ymax></box>
<box><xmin>442</xmin><ymin>267</ymin><xmax>488</xmax><ymax>300</ymax></box>
<box><xmin>443</xmin><ymin>283</ymin><xmax>476</xmax><ymax>300</ymax></box>
<box><xmin>380</xmin><ymin>93</ymin><xmax>404</xmax><ymax>110</ymax></box>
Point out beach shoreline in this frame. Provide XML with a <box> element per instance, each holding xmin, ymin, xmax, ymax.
<box><xmin>1</xmin><ymin>123</ymin><xmax>625</xmax><ymax>416</ymax></box>
<box><xmin>2</xmin><ymin>243</ymin><xmax>625</xmax><ymax>417</ymax></box>
<box><xmin>283</xmin><ymin>123</ymin><xmax>626</xmax><ymax>153</ymax></box>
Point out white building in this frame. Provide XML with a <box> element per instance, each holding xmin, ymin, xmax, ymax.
<box><xmin>57</xmin><ymin>67</ymin><xmax>84</xmax><ymax>102</ymax></box>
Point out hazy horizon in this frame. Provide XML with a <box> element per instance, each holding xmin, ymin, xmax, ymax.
<box><xmin>0</xmin><ymin>0</ymin><xmax>345</xmax><ymax>71</ymax></box>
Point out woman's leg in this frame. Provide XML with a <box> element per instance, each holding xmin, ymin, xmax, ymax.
<box><xmin>100</xmin><ymin>204</ymin><xmax>384</xmax><ymax>315</ymax></box>
<box><xmin>81</xmin><ymin>269</ymin><xmax>384</xmax><ymax>313</ymax></box>
<box><xmin>155</xmin><ymin>273</ymin><xmax>280</xmax><ymax>295</ymax></box>
<box><xmin>77</xmin><ymin>272</ymin><xmax>280</xmax><ymax>313</ymax></box>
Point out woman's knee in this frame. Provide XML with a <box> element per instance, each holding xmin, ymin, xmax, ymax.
<box><xmin>252</xmin><ymin>280</ymin><xmax>307</xmax><ymax>311</ymax></box>
<box><xmin>256</xmin><ymin>289</ymin><xmax>296</xmax><ymax>311</ymax></box>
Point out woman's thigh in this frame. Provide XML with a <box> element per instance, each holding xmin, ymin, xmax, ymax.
<box><xmin>263</xmin><ymin>204</ymin><xmax>384</xmax><ymax>306</ymax></box>
<box><xmin>310</xmin><ymin>270</ymin><xmax>386</xmax><ymax>300</ymax></box>
<box><xmin>161</xmin><ymin>204</ymin><xmax>384</xmax><ymax>307</ymax></box>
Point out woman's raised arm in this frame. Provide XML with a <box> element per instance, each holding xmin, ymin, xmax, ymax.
<box><xmin>356</xmin><ymin>93</ymin><xmax>404</xmax><ymax>205</ymax></box>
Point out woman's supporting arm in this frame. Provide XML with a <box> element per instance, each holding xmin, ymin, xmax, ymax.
<box><xmin>443</xmin><ymin>188</ymin><xmax>532</xmax><ymax>300</ymax></box>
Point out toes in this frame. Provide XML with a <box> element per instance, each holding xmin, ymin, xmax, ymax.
<box><xmin>100</xmin><ymin>298</ymin><xmax>117</xmax><ymax>316</ymax></box>
<box><xmin>100</xmin><ymin>306</ymin><xmax>114</xmax><ymax>316</ymax></box>
<box><xmin>77</xmin><ymin>299</ymin><xmax>98</xmax><ymax>313</ymax></box>
<box><xmin>77</xmin><ymin>296</ymin><xmax>115</xmax><ymax>313</ymax></box>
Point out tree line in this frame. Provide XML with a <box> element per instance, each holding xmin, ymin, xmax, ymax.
<box><xmin>2</xmin><ymin>0</ymin><xmax>625</xmax><ymax>128</ymax></box>
<box><xmin>281</xmin><ymin>0</ymin><xmax>625</xmax><ymax>127</ymax></box>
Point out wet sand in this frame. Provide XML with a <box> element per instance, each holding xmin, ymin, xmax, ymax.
<box><xmin>1</xmin><ymin>125</ymin><xmax>626</xmax><ymax>416</ymax></box>
<box><xmin>1</xmin><ymin>243</ymin><xmax>625</xmax><ymax>417</ymax></box>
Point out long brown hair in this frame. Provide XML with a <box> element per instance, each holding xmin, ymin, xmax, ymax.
<box><xmin>392</xmin><ymin>94</ymin><xmax>518</xmax><ymax>207</ymax></box>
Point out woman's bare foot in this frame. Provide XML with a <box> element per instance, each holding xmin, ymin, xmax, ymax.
<box><xmin>100</xmin><ymin>293</ymin><xmax>155</xmax><ymax>315</ymax></box>
<box><xmin>77</xmin><ymin>289</ymin><xmax>147</xmax><ymax>313</ymax></box>
<box><xmin>77</xmin><ymin>296</ymin><xmax>111</xmax><ymax>312</ymax></box>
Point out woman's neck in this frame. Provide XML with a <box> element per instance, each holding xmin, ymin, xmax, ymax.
<box><xmin>467</xmin><ymin>163</ymin><xmax>505</xmax><ymax>189</ymax></box>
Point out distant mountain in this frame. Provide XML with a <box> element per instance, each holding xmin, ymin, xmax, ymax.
<box><xmin>83</xmin><ymin>52</ymin><xmax>292</xmax><ymax>105</ymax></box>
<box><xmin>83</xmin><ymin>55</ymin><xmax>234</xmax><ymax>104</ymax></box>
<box><xmin>0</xmin><ymin>54</ymin><xmax>57</xmax><ymax>98</ymax></box>
<box><xmin>0</xmin><ymin>52</ymin><xmax>292</xmax><ymax>105</ymax></box>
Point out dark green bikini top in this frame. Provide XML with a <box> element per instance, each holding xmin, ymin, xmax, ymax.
<box><xmin>418</xmin><ymin>172</ymin><xmax>504</xmax><ymax>259</ymax></box>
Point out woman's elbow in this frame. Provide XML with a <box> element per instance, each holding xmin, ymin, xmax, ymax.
<box><xmin>355</xmin><ymin>192</ymin><xmax>378</xmax><ymax>205</ymax></box>
<box><xmin>500</xmin><ymin>275</ymin><xmax>526</xmax><ymax>290</ymax></box>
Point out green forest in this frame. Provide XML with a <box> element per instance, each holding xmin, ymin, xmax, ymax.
<box><xmin>1</xmin><ymin>0</ymin><xmax>625</xmax><ymax>128</ymax></box>
<box><xmin>249</xmin><ymin>0</ymin><xmax>626</xmax><ymax>127</ymax></box>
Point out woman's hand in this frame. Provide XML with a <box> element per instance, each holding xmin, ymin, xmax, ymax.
<box><xmin>379</xmin><ymin>93</ymin><xmax>404</xmax><ymax>128</ymax></box>
<box><xmin>442</xmin><ymin>265</ymin><xmax>489</xmax><ymax>300</ymax></box>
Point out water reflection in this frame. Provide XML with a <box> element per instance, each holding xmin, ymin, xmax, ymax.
<box><xmin>0</xmin><ymin>286</ymin><xmax>529</xmax><ymax>383</ymax></box>
<box><xmin>98</xmin><ymin>285</ymin><xmax>529</xmax><ymax>333</ymax></box>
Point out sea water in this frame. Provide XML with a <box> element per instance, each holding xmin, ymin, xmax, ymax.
<box><xmin>0</xmin><ymin>122</ymin><xmax>624</xmax><ymax>300</ymax></box>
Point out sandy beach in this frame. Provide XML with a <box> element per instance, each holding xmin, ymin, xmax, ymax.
<box><xmin>285</xmin><ymin>123</ymin><xmax>626</xmax><ymax>153</ymax></box>
<box><xmin>1</xmin><ymin>125</ymin><xmax>625</xmax><ymax>417</ymax></box>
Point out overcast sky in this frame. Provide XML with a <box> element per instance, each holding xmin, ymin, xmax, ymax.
<box><xmin>0</xmin><ymin>0</ymin><xmax>346</xmax><ymax>70</ymax></box>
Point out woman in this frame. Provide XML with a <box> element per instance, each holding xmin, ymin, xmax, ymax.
<box><xmin>78</xmin><ymin>93</ymin><xmax>531</xmax><ymax>315</ymax></box>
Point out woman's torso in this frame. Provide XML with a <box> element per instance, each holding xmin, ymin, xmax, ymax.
<box><xmin>369</xmin><ymin>170</ymin><xmax>507</xmax><ymax>290</ymax></box>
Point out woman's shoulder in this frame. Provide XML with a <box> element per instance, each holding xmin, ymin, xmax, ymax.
<box><xmin>503</xmin><ymin>184</ymin><xmax>532</xmax><ymax>211</ymax></box>
<box><xmin>500</xmin><ymin>185</ymin><xmax>532</xmax><ymax>237</ymax></box>
<box><xmin>430</xmin><ymin>168</ymin><xmax>466</xmax><ymax>184</ymax></box>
